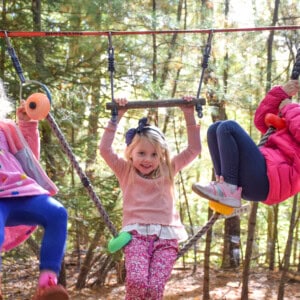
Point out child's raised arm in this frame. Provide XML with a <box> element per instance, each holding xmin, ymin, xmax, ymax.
<box><xmin>180</xmin><ymin>96</ymin><xmax>197</xmax><ymax>125</ymax></box>
<box><xmin>111</xmin><ymin>98</ymin><xmax>128</xmax><ymax>123</ymax></box>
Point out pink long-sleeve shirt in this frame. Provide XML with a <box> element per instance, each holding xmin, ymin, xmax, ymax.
<box><xmin>99</xmin><ymin>116</ymin><xmax>201</xmax><ymax>239</ymax></box>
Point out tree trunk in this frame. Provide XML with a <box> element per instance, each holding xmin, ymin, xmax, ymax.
<box><xmin>85</xmin><ymin>92</ymin><xmax>101</xmax><ymax>179</ymax></box>
<box><xmin>265</xmin><ymin>206</ymin><xmax>274</xmax><ymax>266</ymax></box>
<box><xmin>76</xmin><ymin>224</ymin><xmax>104</xmax><ymax>289</ymax></box>
<box><xmin>222</xmin><ymin>216</ymin><xmax>241</xmax><ymax>269</ymax></box>
<box><xmin>277</xmin><ymin>194</ymin><xmax>298</xmax><ymax>300</ymax></box>
<box><xmin>202</xmin><ymin>207</ymin><xmax>213</xmax><ymax>300</ymax></box>
<box><xmin>266</xmin><ymin>0</ymin><xmax>280</xmax><ymax>91</ymax></box>
<box><xmin>241</xmin><ymin>202</ymin><xmax>258</xmax><ymax>300</ymax></box>
<box><xmin>265</xmin><ymin>0</ymin><xmax>280</xmax><ymax>270</ymax></box>
<box><xmin>269</xmin><ymin>205</ymin><xmax>279</xmax><ymax>270</ymax></box>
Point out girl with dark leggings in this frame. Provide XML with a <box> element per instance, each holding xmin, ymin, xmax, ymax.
<box><xmin>193</xmin><ymin>79</ymin><xmax>300</xmax><ymax>208</ymax></box>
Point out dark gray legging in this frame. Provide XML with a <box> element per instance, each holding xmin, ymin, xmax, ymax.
<box><xmin>207</xmin><ymin>120</ymin><xmax>269</xmax><ymax>201</ymax></box>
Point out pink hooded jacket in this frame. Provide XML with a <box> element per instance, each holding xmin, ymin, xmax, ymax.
<box><xmin>0</xmin><ymin>119</ymin><xmax>58</xmax><ymax>251</ymax></box>
<box><xmin>254</xmin><ymin>86</ymin><xmax>300</xmax><ymax>205</ymax></box>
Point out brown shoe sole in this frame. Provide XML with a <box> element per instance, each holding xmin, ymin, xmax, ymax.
<box><xmin>33</xmin><ymin>285</ymin><xmax>69</xmax><ymax>300</ymax></box>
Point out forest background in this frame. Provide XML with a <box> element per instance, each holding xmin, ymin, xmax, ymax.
<box><xmin>0</xmin><ymin>0</ymin><xmax>300</xmax><ymax>299</ymax></box>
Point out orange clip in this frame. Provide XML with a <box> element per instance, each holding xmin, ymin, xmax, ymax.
<box><xmin>264</xmin><ymin>113</ymin><xmax>286</xmax><ymax>130</ymax></box>
<box><xmin>25</xmin><ymin>93</ymin><xmax>51</xmax><ymax>120</ymax></box>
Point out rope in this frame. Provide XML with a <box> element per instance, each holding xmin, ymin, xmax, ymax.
<box><xmin>4</xmin><ymin>33</ymin><xmax>118</xmax><ymax>237</ymax></box>
<box><xmin>1</xmin><ymin>25</ymin><xmax>300</xmax><ymax>38</ymax></box>
<box><xmin>257</xmin><ymin>127</ymin><xmax>275</xmax><ymax>147</ymax></box>
<box><xmin>46</xmin><ymin>114</ymin><xmax>118</xmax><ymax>236</ymax></box>
<box><xmin>176</xmin><ymin>204</ymin><xmax>250</xmax><ymax>259</ymax></box>
<box><xmin>195</xmin><ymin>30</ymin><xmax>213</xmax><ymax>118</ymax></box>
<box><xmin>177</xmin><ymin>213</ymin><xmax>220</xmax><ymax>259</ymax></box>
<box><xmin>107</xmin><ymin>32</ymin><xmax>118</xmax><ymax>122</ymax></box>
<box><xmin>4</xmin><ymin>31</ymin><xmax>26</xmax><ymax>83</ymax></box>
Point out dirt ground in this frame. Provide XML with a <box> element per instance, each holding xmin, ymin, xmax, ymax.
<box><xmin>2</xmin><ymin>260</ymin><xmax>300</xmax><ymax>300</ymax></box>
<box><xmin>67</xmin><ymin>267</ymin><xmax>300</xmax><ymax>300</ymax></box>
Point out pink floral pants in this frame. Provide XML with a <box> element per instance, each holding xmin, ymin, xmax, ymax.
<box><xmin>124</xmin><ymin>232</ymin><xmax>178</xmax><ymax>300</ymax></box>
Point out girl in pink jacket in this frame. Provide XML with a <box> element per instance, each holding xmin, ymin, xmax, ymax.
<box><xmin>0</xmin><ymin>79</ymin><xmax>69</xmax><ymax>300</ymax></box>
<box><xmin>99</xmin><ymin>97</ymin><xmax>201</xmax><ymax>300</ymax></box>
<box><xmin>193</xmin><ymin>79</ymin><xmax>300</xmax><ymax>208</ymax></box>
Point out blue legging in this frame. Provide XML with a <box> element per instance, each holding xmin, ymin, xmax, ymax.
<box><xmin>0</xmin><ymin>194</ymin><xmax>68</xmax><ymax>274</ymax></box>
<box><xmin>207</xmin><ymin>120</ymin><xmax>269</xmax><ymax>201</ymax></box>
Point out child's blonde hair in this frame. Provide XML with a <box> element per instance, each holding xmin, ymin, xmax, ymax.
<box><xmin>124</xmin><ymin>128</ymin><xmax>174</xmax><ymax>183</ymax></box>
<box><xmin>0</xmin><ymin>79</ymin><xmax>13</xmax><ymax>119</ymax></box>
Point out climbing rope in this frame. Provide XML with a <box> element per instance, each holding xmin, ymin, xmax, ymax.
<box><xmin>177</xmin><ymin>212</ymin><xmax>220</xmax><ymax>259</ymax></box>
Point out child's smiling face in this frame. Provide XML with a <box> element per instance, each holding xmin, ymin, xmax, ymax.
<box><xmin>131</xmin><ymin>138</ymin><xmax>160</xmax><ymax>176</ymax></box>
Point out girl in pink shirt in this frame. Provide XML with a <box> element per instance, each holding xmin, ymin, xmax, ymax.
<box><xmin>99</xmin><ymin>97</ymin><xmax>201</xmax><ymax>300</ymax></box>
<box><xmin>0</xmin><ymin>79</ymin><xmax>69</xmax><ymax>300</ymax></box>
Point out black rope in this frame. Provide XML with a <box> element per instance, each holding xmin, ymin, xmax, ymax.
<box><xmin>4</xmin><ymin>31</ymin><xmax>26</xmax><ymax>84</ymax></box>
<box><xmin>291</xmin><ymin>47</ymin><xmax>300</xmax><ymax>80</ymax></box>
<box><xmin>4</xmin><ymin>33</ymin><xmax>118</xmax><ymax>237</ymax></box>
<box><xmin>108</xmin><ymin>32</ymin><xmax>118</xmax><ymax>122</ymax></box>
<box><xmin>177</xmin><ymin>212</ymin><xmax>220</xmax><ymax>259</ymax></box>
<box><xmin>195</xmin><ymin>31</ymin><xmax>214</xmax><ymax>118</ymax></box>
<box><xmin>46</xmin><ymin>114</ymin><xmax>118</xmax><ymax>236</ymax></box>
<box><xmin>257</xmin><ymin>127</ymin><xmax>275</xmax><ymax>147</ymax></box>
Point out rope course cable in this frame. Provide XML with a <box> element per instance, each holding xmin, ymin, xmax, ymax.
<box><xmin>1</xmin><ymin>25</ymin><xmax>300</xmax><ymax>38</ymax></box>
<box><xmin>176</xmin><ymin>204</ymin><xmax>251</xmax><ymax>259</ymax></box>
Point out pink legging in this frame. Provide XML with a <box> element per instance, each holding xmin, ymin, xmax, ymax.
<box><xmin>124</xmin><ymin>232</ymin><xmax>178</xmax><ymax>300</ymax></box>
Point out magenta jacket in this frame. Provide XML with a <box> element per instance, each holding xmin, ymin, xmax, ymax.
<box><xmin>0</xmin><ymin>120</ymin><xmax>58</xmax><ymax>251</ymax></box>
<box><xmin>254</xmin><ymin>86</ymin><xmax>300</xmax><ymax>205</ymax></box>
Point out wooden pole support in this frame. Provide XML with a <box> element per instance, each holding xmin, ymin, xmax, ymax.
<box><xmin>106</xmin><ymin>98</ymin><xmax>206</xmax><ymax>110</ymax></box>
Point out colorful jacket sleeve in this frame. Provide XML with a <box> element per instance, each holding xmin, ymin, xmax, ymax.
<box><xmin>0</xmin><ymin>120</ymin><xmax>58</xmax><ymax>195</ymax></box>
<box><xmin>254</xmin><ymin>85</ymin><xmax>289</xmax><ymax>134</ymax></box>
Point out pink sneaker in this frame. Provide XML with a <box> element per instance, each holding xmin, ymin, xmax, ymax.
<box><xmin>192</xmin><ymin>181</ymin><xmax>242</xmax><ymax>208</ymax></box>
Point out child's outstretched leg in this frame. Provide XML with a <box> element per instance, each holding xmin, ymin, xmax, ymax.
<box><xmin>193</xmin><ymin>120</ymin><xmax>269</xmax><ymax>207</ymax></box>
<box><xmin>29</xmin><ymin>196</ymin><xmax>69</xmax><ymax>300</ymax></box>
<box><xmin>193</xmin><ymin>121</ymin><xmax>242</xmax><ymax>207</ymax></box>
<box><xmin>2</xmin><ymin>195</ymin><xmax>69</xmax><ymax>299</ymax></box>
